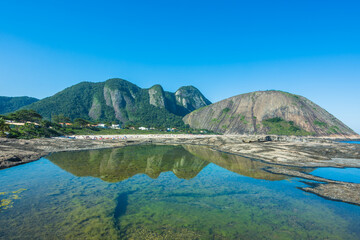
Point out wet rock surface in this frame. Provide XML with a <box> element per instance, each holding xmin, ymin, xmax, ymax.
<box><xmin>1</xmin><ymin>135</ymin><xmax>360</xmax><ymax>205</ymax></box>
<box><xmin>265</xmin><ymin>166</ymin><xmax>360</xmax><ymax>206</ymax></box>
<box><xmin>0</xmin><ymin>137</ymin><xmax>141</xmax><ymax>169</ymax></box>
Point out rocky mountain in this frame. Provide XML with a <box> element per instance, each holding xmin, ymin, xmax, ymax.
<box><xmin>0</xmin><ymin>96</ymin><xmax>38</xmax><ymax>114</ymax></box>
<box><xmin>183</xmin><ymin>90</ymin><xmax>357</xmax><ymax>136</ymax></box>
<box><xmin>23</xmin><ymin>78</ymin><xmax>211</xmax><ymax>127</ymax></box>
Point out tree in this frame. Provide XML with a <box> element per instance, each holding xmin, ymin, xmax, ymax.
<box><xmin>0</xmin><ymin>118</ymin><xmax>11</xmax><ymax>137</ymax></box>
<box><xmin>52</xmin><ymin>114</ymin><xmax>71</xmax><ymax>123</ymax></box>
<box><xmin>73</xmin><ymin>118</ymin><xmax>91</xmax><ymax>128</ymax></box>
<box><xmin>8</xmin><ymin>110</ymin><xmax>43</xmax><ymax>123</ymax></box>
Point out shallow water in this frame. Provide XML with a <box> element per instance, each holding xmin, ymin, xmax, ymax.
<box><xmin>310</xmin><ymin>168</ymin><xmax>360</xmax><ymax>184</ymax></box>
<box><xmin>340</xmin><ymin>141</ymin><xmax>360</xmax><ymax>144</ymax></box>
<box><xmin>1</xmin><ymin>145</ymin><xmax>360</xmax><ymax>239</ymax></box>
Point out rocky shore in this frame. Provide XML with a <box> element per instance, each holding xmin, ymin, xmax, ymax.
<box><xmin>1</xmin><ymin>134</ymin><xmax>360</xmax><ymax>205</ymax></box>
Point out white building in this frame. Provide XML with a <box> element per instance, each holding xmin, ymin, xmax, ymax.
<box><xmin>110</xmin><ymin>124</ymin><xmax>121</xmax><ymax>129</ymax></box>
<box><xmin>139</xmin><ymin>126</ymin><xmax>149</xmax><ymax>130</ymax></box>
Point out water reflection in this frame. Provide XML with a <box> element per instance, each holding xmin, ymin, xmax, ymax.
<box><xmin>1</xmin><ymin>145</ymin><xmax>360</xmax><ymax>239</ymax></box>
<box><xmin>48</xmin><ymin>144</ymin><xmax>286</xmax><ymax>182</ymax></box>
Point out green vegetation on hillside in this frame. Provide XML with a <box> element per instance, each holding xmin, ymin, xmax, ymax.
<box><xmin>0</xmin><ymin>118</ymin><xmax>10</xmax><ymax>137</ymax></box>
<box><xmin>313</xmin><ymin>120</ymin><xmax>342</xmax><ymax>134</ymax></box>
<box><xmin>21</xmin><ymin>79</ymin><xmax>211</xmax><ymax>129</ymax></box>
<box><xmin>7</xmin><ymin>110</ymin><xmax>42</xmax><ymax>123</ymax></box>
<box><xmin>0</xmin><ymin>96</ymin><xmax>38</xmax><ymax>114</ymax></box>
<box><xmin>262</xmin><ymin>117</ymin><xmax>313</xmax><ymax>136</ymax></box>
<box><xmin>1</xmin><ymin>109</ymin><xmax>217</xmax><ymax>139</ymax></box>
<box><xmin>1</xmin><ymin>110</ymin><xmax>62</xmax><ymax>139</ymax></box>
<box><xmin>328</xmin><ymin>126</ymin><xmax>340</xmax><ymax>134</ymax></box>
<box><xmin>314</xmin><ymin>120</ymin><xmax>327</xmax><ymax>127</ymax></box>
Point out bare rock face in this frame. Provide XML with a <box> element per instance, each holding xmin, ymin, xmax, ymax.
<box><xmin>148</xmin><ymin>85</ymin><xmax>166</xmax><ymax>108</ymax></box>
<box><xmin>88</xmin><ymin>97</ymin><xmax>102</xmax><ymax>120</ymax></box>
<box><xmin>183</xmin><ymin>90</ymin><xmax>357</xmax><ymax>136</ymax></box>
<box><xmin>175</xmin><ymin>86</ymin><xmax>212</xmax><ymax>113</ymax></box>
<box><xmin>103</xmin><ymin>86</ymin><xmax>134</xmax><ymax>122</ymax></box>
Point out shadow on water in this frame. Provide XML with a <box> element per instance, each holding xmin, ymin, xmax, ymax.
<box><xmin>114</xmin><ymin>192</ymin><xmax>130</xmax><ymax>221</ymax></box>
<box><xmin>114</xmin><ymin>191</ymin><xmax>135</xmax><ymax>234</ymax></box>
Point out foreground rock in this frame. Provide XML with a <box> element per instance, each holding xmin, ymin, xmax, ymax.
<box><xmin>265</xmin><ymin>167</ymin><xmax>360</xmax><ymax>206</ymax></box>
<box><xmin>2</xmin><ymin>135</ymin><xmax>360</xmax><ymax>169</ymax></box>
<box><xmin>0</xmin><ymin>137</ymin><xmax>145</xmax><ymax>169</ymax></box>
<box><xmin>149</xmin><ymin>135</ymin><xmax>360</xmax><ymax>168</ymax></box>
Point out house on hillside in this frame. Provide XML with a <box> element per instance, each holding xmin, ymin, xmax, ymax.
<box><xmin>110</xmin><ymin>124</ymin><xmax>121</xmax><ymax>129</ymax></box>
<box><xmin>6</xmin><ymin>120</ymin><xmax>40</xmax><ymax>126</ymax></box>
<box><xmin>59</xmin><ymin>122</ymin><xmax>73</xmax><ymax>127</ymax></box>
<box><xmin>139</xmin><ymin>127</ymin><xmax>149</xmax><ymax>130</ymax></box>
<box><xmin>95</xmin><ymin>123</ymin><xmax>107</xmax><ymax>128</ymax></box>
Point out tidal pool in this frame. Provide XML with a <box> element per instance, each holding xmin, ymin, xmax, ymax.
<box><xmin>0</xmin><ymin>145</ymin><xmax>360</xmax><ymax>239</ymax></box>
<box><xmin>310</xmin><ymin>168</ymin><xmax>360</xmax><ymax>184</ymax></box>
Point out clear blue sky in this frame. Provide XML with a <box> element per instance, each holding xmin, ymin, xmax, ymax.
<box><xmin>0</xmin><ymin>0</ymin><xmax>359</xmax><ymax>133</ymax></box>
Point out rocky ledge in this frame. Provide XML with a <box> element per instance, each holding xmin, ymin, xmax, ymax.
<box><xmin>0</xmin><ymin>137</ymin><xmax>143</xmax><ymax>169</ymax></box>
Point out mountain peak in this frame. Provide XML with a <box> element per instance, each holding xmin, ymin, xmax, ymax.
<box><xmin>148</xmin><ymin>84</ymin><xmax>166</xmax><ymax>108</ymax></box>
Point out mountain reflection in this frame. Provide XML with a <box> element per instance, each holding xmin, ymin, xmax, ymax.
<box><xmin>47</xmin><ymin>144</ymin><xmax>287</xmax><ymax>182</ymax></box>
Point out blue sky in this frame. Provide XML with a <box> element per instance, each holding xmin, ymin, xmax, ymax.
<box><xmin>0</xmin><ymin>0</ymin><xmax>359</xmax><ymax>133</ymax></box>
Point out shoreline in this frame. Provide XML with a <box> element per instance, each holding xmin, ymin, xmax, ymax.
<box><xmin>2</xmin><ymin>134</ymin><xmax>360</xmax><ymax>170</ymax></box>
<box><xmin>1</xmin><ymin>134</ymin><xmax>360</xmax><ymax>206</ymax></box>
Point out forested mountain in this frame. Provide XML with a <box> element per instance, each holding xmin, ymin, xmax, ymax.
<box><xmin>24</xmin><ymin>78</ymin><xmax>211</xmax><ymax>127</ymax></box>
<box><xmin>0</xmin><ymin>96</ymin><xmax>38</xmax><ymax>114</ymax></box>
<box><xmin>184</xmin><ymin>90</ymin><xmax>357</xmax><ymax>136</ymax></box>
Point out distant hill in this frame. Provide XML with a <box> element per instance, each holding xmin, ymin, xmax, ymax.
<box><xmin>0</xmin><ymin>96</ymin><xmax>39</xmax><ymax>114</ymax></box>
<box><xmin>24</xmin><ymin>78</ymin><xmax>211</xmax><ymax>127</ymax></box>
<box><xmin>183</xmin><ymin>90</ymin><xmax>357</xmax><ymax>137</ymax></box>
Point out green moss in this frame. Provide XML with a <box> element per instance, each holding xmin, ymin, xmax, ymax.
<box><xmin>281</xmin><ymin>91</ymin><xmax>300</xmax><ymax>100</ymax></box>
<box><xmin>263</xmin><ymin>118</ymin><xmax>313</xmax><ymax>136</ymax></box>
<box><xmin>222</xmin><ymin>108</ymin><xmax>230</xmax><ymax>113</ymax></box>
<box><xmin>328</xmin><ymin>126</ymin><xmax>340</xmax><ymax>134</ymax></box>
<box><xmin>210</xmin><ymin>118</ymin><xmax>220</xmax><ymax>125</ymax></box>
<box><xmin>0</xmin><ymin>188</ymin><xmax>27</xmax><ymax>211</ymax></box>
<box><xmin>314</xmin><ymin>121</ymin><xmax>327</xmax><ymax>128</ymax></box>
<box><xmin>237</xmin><ymin>115</ymin><xmax>248</xmax><ymax>125</ymax></box>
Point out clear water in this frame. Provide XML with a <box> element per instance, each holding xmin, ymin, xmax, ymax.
<box><xmin>340</xmin><ymin>141</ymin><xmax>360</xmax><ymax>144</ymax></box>
<box><xmin>1</xmin><ymin>145</ymin><xmax>360</xmax><ymax>240</ymax></box>
<box><xmin>310</xmin><ymin>168</ymin><xmax>360</xmax><ymax>184</ymax></box>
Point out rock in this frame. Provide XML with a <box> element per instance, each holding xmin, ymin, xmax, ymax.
<box><xmin>183</xmin><ymin>90</ymin><xmax>358</xmax><ymax>137</ymax></box>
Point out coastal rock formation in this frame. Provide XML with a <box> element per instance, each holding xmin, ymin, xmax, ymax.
<box><xmin>183</xmin><ymin>90</ymin><xmax>357</xmax><ymax>136</ymax></box>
